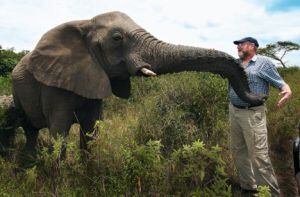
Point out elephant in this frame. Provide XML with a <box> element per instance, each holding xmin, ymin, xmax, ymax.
<box><xmin>4</xmin><ymin>11</ymin><xmax>265</xmax><ymax>156</ymax></box>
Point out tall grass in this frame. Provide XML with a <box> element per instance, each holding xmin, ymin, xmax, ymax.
<box><xmin>0</xmin><ymin>68</ymin><xmax>299</xmax><ymax>196</ymax></box>
<box><xmin>0</xmin><ymin>76</ymin><xmax>12</xmax><ymax>95</ymax></box>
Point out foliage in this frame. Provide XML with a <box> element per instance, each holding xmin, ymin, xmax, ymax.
<box><xmin>0</xmin><ymin>76</ymin><xmax>12</xmax><ymax>95</ymax></box>
<box><xmin>169</xmin><ymin>140</ymin><xmax>231</xmax><ymax>196</ymax></box>
<box><xmin>134</xmin><ymin>73</ymin><xmax>229</xmax><ymax>155</ymax></box>
<box><xmin>257</xmin><ymin>185</ymin><xmax>271</xmax><ymax>197</ymax></box>
<box><xmin>257</xmin><ymin>41</ymin><xmax>300</xmax><ymax>68</ymax></box>
<box><xmin>0</xmin><ymin>64</ymin><xmax>299</xmax><ymax>195</ymax></box>
<box><xmin>123</xmin><ymin>140</ymin><xmax>165</xmax><ymax>195</ymax></box>
<box><xmin>0</xmin><ymin>47</ymin><xmax>28</xmax><ymax>77</ymax></box>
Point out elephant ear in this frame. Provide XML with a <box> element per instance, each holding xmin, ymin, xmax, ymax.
<box><xmin>27</xmin><ymin>21</ymin><xmax>112</xmax><ymax>99</ymax></box>
<box><xmin>110</xmin><ymin>78</ymin><xmax>131</xmax><ymax>99</ymax></box>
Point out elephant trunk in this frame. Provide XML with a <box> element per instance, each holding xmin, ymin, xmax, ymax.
<box><xmin>131</xmin><ymin>29</ymin><xmax>266</xmax><ymax>105</ymax></box>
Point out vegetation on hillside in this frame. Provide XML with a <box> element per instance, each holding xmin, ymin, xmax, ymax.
<box><xmin>0</xmin><ymin>46</ymin><xmax>29</xmax><ymax>77</ymax></box>
<box><xmin>0</xmin><ymin>46</ymin><xmax>299</xmax><ymax>196</ymax></box>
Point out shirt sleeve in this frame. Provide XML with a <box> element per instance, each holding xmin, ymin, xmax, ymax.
<box><xmin>258</xmin><ymin>59</ymin><xmax>285</xmax><ymax>89</ymax></box>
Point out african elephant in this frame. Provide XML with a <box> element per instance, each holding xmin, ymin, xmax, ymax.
<box><xmin>8</xmin><ymin>11</ymin><xmax>265</xmax><ymax>155</ymax></box>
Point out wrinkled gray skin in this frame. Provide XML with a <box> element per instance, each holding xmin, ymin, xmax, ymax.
<box><xmin>11</xmin><ymin>11</ymin><xmax>265</xmax><ymax>153</ymax></box>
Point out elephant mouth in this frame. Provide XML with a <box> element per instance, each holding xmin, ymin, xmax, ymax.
<box><xmin>125</xmin><ymin>54</ymin><xmax>157</xmax><ymax>77</ymax></box>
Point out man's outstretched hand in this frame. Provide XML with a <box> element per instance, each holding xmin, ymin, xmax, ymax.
<box><xmin>277</xmin><ymin>83</ymin><xmax>292</xmax><ymax>108</ymax></box>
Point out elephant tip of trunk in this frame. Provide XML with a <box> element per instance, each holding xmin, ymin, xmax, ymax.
<box><xmin>246</xmin><ymin>93</ymin><xmax>268</xmax><ymax>105</ymax></box>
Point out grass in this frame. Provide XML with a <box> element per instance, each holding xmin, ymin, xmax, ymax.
<box><xmin>0</xmin><ymin>67</ymin><xmax>299</xmax><ymax>196</ymax></box>
<box><xmin>0</xmin><ymin>76</ymin><xmax>12</xmax><ymax>95</ymax></box>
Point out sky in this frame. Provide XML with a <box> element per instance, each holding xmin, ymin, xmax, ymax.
<box><xmin>0</xmin><ymin>0</ymin><xmax>300</xmax><ymax>66</ymax></box>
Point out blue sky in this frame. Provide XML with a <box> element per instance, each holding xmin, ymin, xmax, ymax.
<box><xmin>267</xmin><ymin>0</ymin><xmax>300</xmax><ymax>11</ymax></box>
<box><xmin>0</xmin><ymin>0</ymin><xmax>299</xmax><ymax>66</ymax></box>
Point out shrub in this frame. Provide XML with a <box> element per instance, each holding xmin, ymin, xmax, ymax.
<box><xmin>168</xmin><ymin>140</ymin><xmax>231</xmax><ymax>196</ymax></box>
<box><xmin>135</xmin><ymin>72</ymin><xmax>229</xmax><ymax>155</ymax></box>
<box><xmin>0</xmin><ymin>76</ymin><xmax>12</xmax><ymax>96</ymax></box>
<box><xmin>0</xmin><ymin>67</ymin><xmax>299</xmax><ymax>195</ymax></box>
<box><xmin>0</xmin><ymin>48</ymin><xmax>28</xmax><ymax>77</ymax></box>
<box><xmin>123</xmin><ymin>140</ymin><xmax>165</xmax><ymax>195</ymax></box>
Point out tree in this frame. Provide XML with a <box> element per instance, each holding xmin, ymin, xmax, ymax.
<box><xmin>0</xmin><ymin>47</ymin><xmax>29</xmax><ymax>76</ymax></box>
<box><xmin>257</xmin><ymin>41</ymin><xmax>300</xmax><ymax>68</ymax></box>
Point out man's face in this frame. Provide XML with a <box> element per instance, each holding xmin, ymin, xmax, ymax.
<box><xmin>237</xmin><ymin>41</ymin><xmax>255</xmax><ymax>60</ymax></box>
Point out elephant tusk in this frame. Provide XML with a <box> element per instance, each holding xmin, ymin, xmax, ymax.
<box><xmin>140</xmin><ymin>68</ymin><xmax>157</xmax><ymax>76</ymax></box>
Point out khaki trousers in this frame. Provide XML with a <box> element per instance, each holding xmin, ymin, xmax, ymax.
<box><xmin>229</xmin><ymin>103</ymin><xmax>280</xmax><ymax>196</ymax></box>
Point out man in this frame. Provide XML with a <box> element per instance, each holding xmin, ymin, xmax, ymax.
<box><xmin>229</xmin><ymin>37</ymin><xmax>292</xmax><ymax>196</ymax></box>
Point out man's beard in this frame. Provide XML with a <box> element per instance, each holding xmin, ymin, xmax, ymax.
<box><xmin>238</xmin><ymin>50</ymin><xmax>250</xmax><ymax>60</ymax></box>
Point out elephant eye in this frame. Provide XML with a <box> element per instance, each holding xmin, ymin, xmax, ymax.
<box><xmin>112</xmin><ymin>32</ymin><xmax>123</xmax><ymax>41</ymax></box>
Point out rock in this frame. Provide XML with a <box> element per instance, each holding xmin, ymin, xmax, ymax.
<box><xmin>0</xmin><ymin>95</ymin><xmax>14</xmax><ymax>109</ymax></box>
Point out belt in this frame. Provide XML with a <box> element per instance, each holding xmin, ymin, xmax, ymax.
<box><xmin>232</xmin><ymin>104</ymin><xmax>263</xmax><ymax>109</ymax></box>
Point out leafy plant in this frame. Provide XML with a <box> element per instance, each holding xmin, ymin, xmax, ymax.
<box><xmin>169</xmin><ymin>140</ymin><xmax>231</xmax><ymax>195</ymax></box>
<box><xmin>0</xmin><ymin>66</ymin><xmax>299</xmax><ymax>196</ymax></box>
<box><xmin>257</xmin><ymin>185</ymin><xmax>271</xmax><ymax>197</ymax></box>
<box><xmin>0</xmin><ymin>47</ymin><xmax>28</xmax><ymax>76</ymax></box>
<box><xmin>123</xmin><ymin>140</ymin><xmax>165</xmax><ymax>195</ymax></box>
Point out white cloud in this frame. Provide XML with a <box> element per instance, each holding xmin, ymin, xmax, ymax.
<box><xmin>0</xmin><ymin>0</ymin><xmax>299</xmax><ymax>65</ymax></box>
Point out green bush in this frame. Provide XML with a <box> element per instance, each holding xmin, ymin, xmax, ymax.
<box><xmin>0</xmin><ymin>48</ymin><xmax>28</xmax><ymax>77</ymax></box>
<box><xmin>123</xmin><ymin>140</ymin><xmax>165</xmax><ymax>195</ymax></box>
<box><xmin>169</xmin><ymin>140</ymin><xmax>231</xmax><ymax>196</ymax></box>
<box><xmin>257</xmin><ymin>185</ymin><xmax>272</xmax><ymax>197</ymax></box>
<box><xmin>0</xmin><ymin>67</ymin><xmax>299</xmax><ymax>195</ymax></box>
<box><xmin>134</xmin><ymin>72</ymin><xmax>229</xmax><ymax>155</ymax></box>
<box><xmin>0</xmin><ymin>76</ymin><xmax>12</xmax><ymax>95</ymax></box>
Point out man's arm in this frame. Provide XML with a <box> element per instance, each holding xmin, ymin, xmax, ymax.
<box><xmin>277</xmin><ymin>83</ymin><xmax>292</xmax><ymax>108</ymax></box>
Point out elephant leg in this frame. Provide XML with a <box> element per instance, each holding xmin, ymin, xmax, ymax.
<box><xmin>48</xmin><ymin>111</ymin><xmax>74</xmax><ymax>139</ymax></box>
<box><xmin>41</xmin><ymin>85</ymin><xmax>81</xmax><ymax>158</ymax></box>
<box><xmin>47</xmin><ymin>110</ymin><xmax>75</xmax><ymax>159</ymax></box>
<box><xmin>76</xmin><ymin>100</ymin><xmax>102</xmax><ymax>150</ymax></box>
<box><xmin>23</xmin><ymin>123</ymin><xmax>39</xmax><ymax>155</ymax></box>
<box><xmin>19</xmin><ymin>122</ymin><xmax>39</xmax><ymax>167</ymax></box>
<box><xmin>0</xmin><ymin>128</ymin><xmax>15</xmax><ymax>157</ymax></box>
<box><xmin>0</xmin><ymin>105</ymin><xmax>23</xmax><ymax>157</ymax></box>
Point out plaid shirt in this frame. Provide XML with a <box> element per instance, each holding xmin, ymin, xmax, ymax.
<box><xmin>229</xmin><ymin>55</ymin><xmax>285</xmax><ymax>106</ymax></box>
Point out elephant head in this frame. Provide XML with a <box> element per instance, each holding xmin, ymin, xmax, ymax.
<box><xmin>27</xmin><ymin>11</ymin><xmax>265</xmax><ymax>105</ymax></box>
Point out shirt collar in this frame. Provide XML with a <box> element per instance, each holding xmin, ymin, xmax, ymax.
<box><xmin>250</xmin><ymin>55</ymin><xmax>257</xmax><ymax>62</ymax></box>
